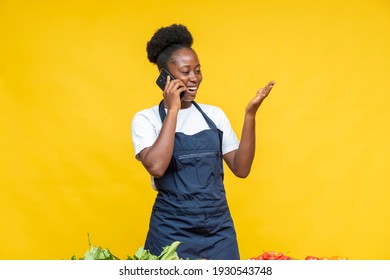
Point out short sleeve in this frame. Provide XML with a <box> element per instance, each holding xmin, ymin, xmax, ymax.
<box><xmin>200</xmin><ymin>104</ymin><xmax>239</xmax><ymax>155</ymax></box>
<box><xmin>217</xmin><ymin>109</ymin><xmax>239</xmax><ymax>155</ymax></box>
<box><xmin>131</xmin><ymin>108</ymin><xmax>160</xmax><ymax>160</ymax></box>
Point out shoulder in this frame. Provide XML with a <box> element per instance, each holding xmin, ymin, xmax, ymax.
<box><xmin>196</xmin><ymin>103</ymin><xmax>226</xmax><ymax>117</ymax></box>
<box><xmin>133</xmin><ymin>105</ymin><xmax>159</xmax><ymax>118</ymax></box>
<box><xmin>194</xmin><ymin>102</ymin><xmax>233</xmax><ymax>132</ymax></box>
<box><xmin>195</xmin><ymin>103</ymin><xmax>230</xmax><ymax>125</ymax></box>
<box><xmin>132</xmin><ymin>105</ymin><xmax>160</xmax><ymax>125</ymax></box>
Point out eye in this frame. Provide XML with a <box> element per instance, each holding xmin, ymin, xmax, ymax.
<box><xmin>181</xmin><ymin>71</ymin><xmax>190</xmax><ymax>75</ymax></box>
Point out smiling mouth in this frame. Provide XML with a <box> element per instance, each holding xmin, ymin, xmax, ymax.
<box><xmin>187</xmin><ymin>86</ymin><xmax>198</xmax><ymax>93</ymax></box>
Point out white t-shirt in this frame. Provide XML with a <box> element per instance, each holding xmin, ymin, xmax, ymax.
<box><xmin>132</xmin><ymin>103</ymin><xmax>239</xmax><ymax>157</ymax></box>
<box><xmin>131</xmin><ymin>102</ymin><xmax>239</xmax><ymax>189</ymax></box>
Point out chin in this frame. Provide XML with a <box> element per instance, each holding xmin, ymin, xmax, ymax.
<box><xmin>182</xmin><ymin>95</ymin><xmax>196</xmax><ymax>102</ymax></box>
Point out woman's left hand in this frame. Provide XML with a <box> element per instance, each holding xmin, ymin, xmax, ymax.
<box><xmin>245</xmin><ymin>80</ymin><xmax>275</xmax><ymax>117</ymax></box>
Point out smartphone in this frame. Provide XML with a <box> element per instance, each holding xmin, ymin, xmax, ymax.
<box><xmin>156</xmin><ymin>68</ymin><xmax>186</xmax><ymax>99</ymax></box>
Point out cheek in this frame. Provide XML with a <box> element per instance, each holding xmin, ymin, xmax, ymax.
<box><xmin>169</xmin><ymin>71</ymin><xmax>187</xmax><ymax>83</ymax></box>
<box><xmin>178</xmin><ymin>76</ymin><xmax>189</xmax><ymax>84</ymax></box>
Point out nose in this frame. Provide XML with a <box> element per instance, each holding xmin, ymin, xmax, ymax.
<box><xmin>189</xmin><ymin>71</ymin><xmax>198</xmax><ymax>82</ymax></box>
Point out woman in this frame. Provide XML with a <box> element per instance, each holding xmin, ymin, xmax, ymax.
<box><xmin>131</xmin><ymin>24</ymin><xmax>274</xmax><ymax>260</ymax></box>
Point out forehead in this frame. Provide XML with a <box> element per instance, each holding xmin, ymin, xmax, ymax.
<box><xmin>170</xmin><ymin>48</ymin><xmax>200</xmax><ymax>67</ymax></box>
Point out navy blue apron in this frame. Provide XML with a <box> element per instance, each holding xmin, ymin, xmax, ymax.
<box><xmin>144</xmin><ymin>101</ymin><xmax>239</xmax><ymax>260</ymax></box>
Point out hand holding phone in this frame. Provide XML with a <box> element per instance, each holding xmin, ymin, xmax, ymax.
<box><xmin>156</xmin><ymin>68</ymin><xmax>186</xmax><ymax>99</ymax></box>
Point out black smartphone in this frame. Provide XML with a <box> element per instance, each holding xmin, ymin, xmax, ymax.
<box><xmin>156</xmin><ymin>68</ymin><xmax>185</xmax><ymax>99</ymax></box>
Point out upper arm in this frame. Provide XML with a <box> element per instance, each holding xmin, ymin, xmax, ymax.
<box><xmin>136</xmin><ymin>146</ymin><xmax>150</xmax><ymax>162</ymax></box>
<box><xmin>223</xmin><ymin>149</ymin><xmax>236</xmax><ymax>174</ymax></box>
<box><xmin>131</xmin><ymin>110</ymin><xmax>159</xmax><ymax>159</ymax></box>
<box><xmin>137</xmin><ymin>146</ymin><xmax>158</xmax><ymax>175</ymax></box>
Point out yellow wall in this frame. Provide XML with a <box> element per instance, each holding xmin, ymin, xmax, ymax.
<box><xmin>1</xmin><ymin>0</ymin><xmax>389</xmax><ymax>260</ymax></box>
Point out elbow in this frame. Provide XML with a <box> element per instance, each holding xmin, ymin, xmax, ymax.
<box><xmin>144</xmin><ymin>162</ymin><xmax>167</xmax><ymax>178</ymax></box>
<box><xmin>236</xmin><ymin>172</ymin><xmax>250</xmax><ymax>179</ymax></box>
<box><xmin>150</xmin><ymin>169</ymin><xmax>165</xmax><ymax>178</ymax></box>
<box><xmin>234</xmin><ymin>168</ymin><xmax>251</xmax><ymax>178</ymax></box>
<box><xmin>139</xmin><ymin>148</ymin><xmax>170</xmax><ymax>178</ymax></box>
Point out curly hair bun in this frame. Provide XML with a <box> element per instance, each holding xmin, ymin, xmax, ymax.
<box><xmin>147</xmin><ymin>24</ymin><xmax>193</xmax><ymax>64</ymax></box>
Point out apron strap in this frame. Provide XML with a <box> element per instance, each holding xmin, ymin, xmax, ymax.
<box><xmin>158</xmin><ymin>100</ymin><xmax>218</xmax><ymax>130</ymax></box>
<box><xmin>158</xmin><ymin>100</ymin><xmax>165</xmax><ymax>123</ymax></box>
<box><xmin>191</xmin><ymin>101</ymin><xmax>218</xmax><ymax>130</ymax></box>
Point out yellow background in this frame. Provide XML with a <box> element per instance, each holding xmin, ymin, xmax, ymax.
<box><xmin>1</xmin><ymin>0</ymin><xmax>389</xmax><ymax>260</ymax></box>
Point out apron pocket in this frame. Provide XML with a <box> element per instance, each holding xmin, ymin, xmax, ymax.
<box><xmin>175</xmin><ymin>151</ymin><xmax>222</xmax><ymax>199</ymax></box>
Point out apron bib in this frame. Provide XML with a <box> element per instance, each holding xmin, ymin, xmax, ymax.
<box><xmin>144</xmin><ymin>101</ymin><xmax>239</xmax><ymax>260</ymax></box>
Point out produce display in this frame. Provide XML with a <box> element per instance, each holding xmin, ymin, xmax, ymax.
<box><xmin>248</xmin><ymin>251</ymin><xmax>348</xmax><ymax>260</ymax></box>
<box><xmin>71</xmin><ymin>235</ymin><xmax>348</xmax><ymax>260</ymax></box>
<box><xmin>248</xmin><ymin>251</ymin><xmax>293</xmax><ymax>260</ymax></box>
<box><xmin>71</xmin><ymin>236</ymin><xmax>181</xmax><ymax>260</ymax></box>
<box><xmin>304</xmin><ymin>255</ymin><xmax>348</xmax><ymax>260</ymax></box>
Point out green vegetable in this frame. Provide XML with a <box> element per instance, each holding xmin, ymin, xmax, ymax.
<box><xmin>71</xmin><ymin>234</ymin><xmax>119</xmax><ymax>260</ymax></box>
<box><xmin>71</xmin><ymin>234</ymin><xmax>182</xmax><ymax>260</ymax></box>
<box><xmin>82</xmin><ymin>245</ymin><xmax>119</xmax><ymax>260</ymax></box>
<box><xmin>128</xmin><ymin>241</ymin><xmax>181</xmax><ymax>260</ymax></box>
<box><xmin>129</xmin><ymin>247</ymin><xmax>158</xmax><ymax>260</ymax></box>
<box><xmin>158</xmin><ymin>241</ymin><xmax>181</xmax><ymax>260</ymax></box>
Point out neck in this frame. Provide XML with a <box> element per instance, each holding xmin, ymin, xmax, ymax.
<box><xmin>162</xmin><ymin>100</ymin><xmax>193</xmax><ymax>109</ymax></box>
<box><xmin>180</xmin><ymin>100</ymin><xmax>192</xmax><ymax>109</ymax></box>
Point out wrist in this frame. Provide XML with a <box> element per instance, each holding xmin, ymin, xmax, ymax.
<box><xmin>166</xmin><ymin>107</ymin><xmax>180</xmax><ymax>118</ymax></box>
<box><xmin>245</xmin><ymin>112</ymin><xmax>256</xmax><ymax>120</ymax></box>
<box><xmin>163</xmin><ymin>100</ymin><xmax>181</xmax><ymax>112</ymax></box>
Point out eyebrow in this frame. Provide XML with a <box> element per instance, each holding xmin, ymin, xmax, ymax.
<box><xmin>179</xmin><ymin>64</ymin><xmax>201</xmax><ymax>68</ymax></box>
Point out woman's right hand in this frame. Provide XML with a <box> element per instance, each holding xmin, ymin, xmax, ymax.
<box><xmin>139</xmin><ymin>75</ymin><xmax>184</xmax><ymax>178</ymax></box>
<box><xmin>163</xmin><ymin>76</ymin><xmax>186</xmax><ymax>111</ymax></box>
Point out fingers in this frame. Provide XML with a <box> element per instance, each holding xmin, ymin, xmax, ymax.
<box><xmin>266</xmin><ymin>80</ymin><xmax>275</xmax><ymax>92</ymax></box>
<box><xmin>165</xmin><ymin>76</ymin><xmax>186</xmax><ymax>97</ymax></box>
<box><xmin>257</xmin><ymin>80</ymin><xmax>275</xmax><ymax>97</ymax></box>
<box><xmin>164</xmin><ymin>75</ymin><xmax>171</xmax><ymax>90</ymax></box>
<box><xmin>263</xmin><ymin>80</ymin><xmax>275</xmax><ymax>94</ymax></box>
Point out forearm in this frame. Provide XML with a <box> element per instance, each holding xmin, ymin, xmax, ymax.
<box><xmin>225</xmin><ymin>80</ymin><xmax>274</xmax><ymax>178</ymax></box>
<box><xmin>233</xmin><ymin>113</ymin><xmax>256</xmax><ymax>178</ymax></box>
<box><xmin>141</xmin><ymin>110</ymin><xmax>178</xmax><ymax>177</ymax></box>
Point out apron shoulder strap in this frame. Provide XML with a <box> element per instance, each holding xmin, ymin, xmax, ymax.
<box><xmin>158</xmin><ymin>100</ymin><xmax>218</xmax><ymax>130</ymax></box>
<box><xmin>158</xmin><ymin>100</ymin><xmax>166</xmax><ymax>123</ymax></box>
<box><xmin>191</xmin><ymin>101</ymin><xmax>218</xmax><ymax>130</ymax></box>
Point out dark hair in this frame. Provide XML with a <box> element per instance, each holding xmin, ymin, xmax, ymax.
<box><xmin>146</xmin><ymin>24</ymin><xmax>194</xmax><ymax>70</ymax></box>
